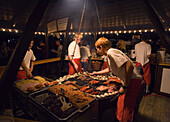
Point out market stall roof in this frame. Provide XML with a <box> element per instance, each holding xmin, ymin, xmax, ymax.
<box><xmin>0</xmin><ymin>0</ymin><xmax>170</xmax><ymax>32</ymax></box>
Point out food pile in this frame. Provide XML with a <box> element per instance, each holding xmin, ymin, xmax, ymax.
<box><xmin>41</xmin><ymin>93</ymin><xmax>77</xmax><ymax>118</ymax></box>
<box><xmin>56</xmin><ymin>73</ymin><xmax>122</xmax><ymax>98</ymax></box>
<box><xmin>15</xmin><ymin>76</ymin><xmax>56</xmax><ymax>93</ymax></box>
<box><xmin>49</xmin><ymin>84</ymin><xmax>94</xmax><ymax>109</ymax></box>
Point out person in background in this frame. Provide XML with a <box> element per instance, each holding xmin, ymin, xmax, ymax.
<box><xmin>68</xmin><ymin>33</ymin><xmax>82</xmax><ymax>75</ymax></box>
<box><xmin>101</xmin><ymin>55</ymin><xmax>108</xmax><ymax>70</ymax></box>
<box><xmin>0</xmin><ymin>41</ymin><xmax>12</xmax><ymax>65</ymax></box>
<box><xmin>16</xmin><ymin>40</ymin><xmax>36</xmax><ymax>80</ymax></box>
<box><xmin>135</xmin><ymin>34</ymin><xmax>151</xmax><ymax>93</ymax></box>
<box><xmin>51</xmin><ymin>40</ymin><xmax>63</xmax><ymax>57</ymax></box>
<box><xmin>89</xmin><ymin>37</ymin><xmax>142</xmax><ymax>122</ymax></box>
<box><xmin>80</xmin><ymin>41</ymin><xmax>91</xmax><ymax>72</ymax></box>
<box><xmin>36</xmin><ymin>41</ymin><xmax>46</xmax><ymax>60</ymax></box>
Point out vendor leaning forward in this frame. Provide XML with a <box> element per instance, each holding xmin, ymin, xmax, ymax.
<box><xmin>89</xmin><ymin>37</ymin><xmax>142</xmax><ymax>122</ymax></box>
<box><xmin>16</xmin><ymin>40</ymin><xmax>36</xmax><ymax>80</ymax></box>
<box><xmin>68</xmin><ymin>33</ymin><xmax>82</xmax><ymax>75</ymax></box>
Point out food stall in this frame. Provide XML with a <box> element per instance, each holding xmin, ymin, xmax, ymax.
<box><xmin>12</xmin><ymin>73</ymin><xmax>122</xmax><ymax>121</ymax></box>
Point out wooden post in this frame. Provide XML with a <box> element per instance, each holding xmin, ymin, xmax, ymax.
<box><xmin>58</xmin><ymin>18</ymin><xmax>72</xmax><ymax>77</ymax></box>
<box><xmin>142</xmin><ymin>0</ymin><xmax>170</xmax><ymax>52</ymax></box>
<box><xmin>0</xmin><ymin>0</ymin><xmax>50</xmax><ymax>113</ymax></box>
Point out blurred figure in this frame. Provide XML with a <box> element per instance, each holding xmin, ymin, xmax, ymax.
<box><xmin>16</xmin><ymin>40</ymin><xmax>36</xmax><ymax>80</ymax></box>
<box><xmin>68</xmin><ymin>33</ymin><xmax>82</xmax><ymax>74</ymax></box>
<box><xmin>51</xmin><ymin>39</ymin><xmax>63</xmax><ymax>57</ymax></box>
<box><xmin>101</xmin><ymin>55</ymin><xmax>108</xmax><ymax>70</ymax></box>
<box><xmin>36</xmin><ymin>41</ymin><xmax>46</xmax><ymax>60</ymax></box>
<box><xmin>0</xmin><ymin>41</ymin><xmax>12</xmax><ymax>65</ymax></box>
<box><xmin>80</xmin><ymin>41</ymin><xmax>91</xmax><ymax>72</ymax></box>
<box><xmin>135</xmin><ymin>34</ymin><xmax>151</xmax><ymax>93</ymax></box>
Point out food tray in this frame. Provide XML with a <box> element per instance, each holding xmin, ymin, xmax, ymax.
<box><xmin>56</xmin><ymin>73</ymin><xmax>122</xmax><ymax>99</ymax></box>
<box><xmin>13</xmin><ymin>76</ymin><xmax>54</xmax><ymax>95</ymax></box>
<box><xmin>29</xmin><ymin>87</ymin><xmax>94</xmax><ymax>121</ymax></box>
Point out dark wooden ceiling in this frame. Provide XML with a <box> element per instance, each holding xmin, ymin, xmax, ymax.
<box><xmin>0</xmin><ymin>0</ymin><xmax>169</xmax><ymax>32</ymax></box>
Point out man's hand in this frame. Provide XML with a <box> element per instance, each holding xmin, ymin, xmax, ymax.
<box><xmin>88</xmin><ymin>72</ymin><xmax>96</xmax><ymax>76</ymax></box>
<box><xmin>119</xmin><ymin>86</ymin><xmax>127</xmax><ymax>94</ymax></box>
<box><xmin>29</xmin><ymin>68</ymin><xmax>33</xmax><ymax>73</ymax></box>
<box><xmin>26</xmin><ymin>70</ymin><xmax>33</xmax><ymax>79</ymax></box>
<box><xmin>74</xmin><ymin>63</ymin><xmax>79</xmax><ymax>73</ymax></box>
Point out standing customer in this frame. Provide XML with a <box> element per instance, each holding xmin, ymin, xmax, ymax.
<box><xmin>135</xmin><ymin>34</ymin><xmax>151</xmax><ymax>93</ymax></box>
<box><xmin>68</xmin><ymin>33</ymin><xmax>82</xmax><ymax>75</ymax></box>
<box><xmin>89</xmin><ymin>37</ymin><xmax>142</xmax><ymax>122</ymax></box>
<box><xmin>16</xmin><ymin>40</ymin><xmax>36</xmax><ymax>80</ymax></box>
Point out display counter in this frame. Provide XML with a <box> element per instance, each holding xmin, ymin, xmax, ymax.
<box><xmin>151</xmin><ymin>63</ymin><xmax>170</xmax><ymax>96</ymax></box>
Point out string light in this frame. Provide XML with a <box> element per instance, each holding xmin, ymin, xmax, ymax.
<box><xmin>15</xmin><ymin>30</ymin><xmax>18</xmax><ymax>33</ymax></box>
<box><xmin>1</xmin><ymin>28</ymin><xmax>168</xmax><ymax>35</ymax></box>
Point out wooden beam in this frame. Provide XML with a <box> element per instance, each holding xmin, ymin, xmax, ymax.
<box><xmin>149</xmin><ymin>0</ymin><xmax>169</xmax><ymax>24</ymax></box>
<box><xmin>58</xmin><ymin>18</ymin><xmax>72</xmax><ymax>77</ymax></box>
<box><xmin>143</xmin><ymin>0</ymin><xmax>170</xmax><ymax>52</ymax></box>
<box><xmin>0</xmin><ymin>0</ymin><xmax>50</xmax><ymax>113</ymax></box>
<box><xmin>115</xmin><ymin>0</ymin><xmax>127</xmax><ymax>29</ymax></box>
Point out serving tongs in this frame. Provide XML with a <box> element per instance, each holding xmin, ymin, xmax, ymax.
<box><xmin>59</xmin><ymin>88</ymin><xmax>72</xmax><ymax>111</ymax></box>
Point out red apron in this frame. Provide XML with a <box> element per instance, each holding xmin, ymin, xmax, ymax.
<box><xmin>69</xmin><ymin>58</ymin><xmax>82</xmax><ymax>75</ymax></box>
<box><xmin>116</xmin><ymin>78</ymin><xmax>142</xmax><ymax>122</ymax></box>
<box><xmin>16</xmin><ymin>70</ymin><xmax>27</xmax><ymax>80</ymax></box>
<box><xmin>102</xmin><ymin>61</ymin><xmax>108</xmax><ymax>70</ymax></box>
<box><xmin>136</xmin><ymin>62</ymin><xmax>151</xmax><ymax>85</ymax></box>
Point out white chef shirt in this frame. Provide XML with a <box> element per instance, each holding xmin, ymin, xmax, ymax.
<box><xmin>19</xmin><ymin>49</ymin><xmax>36</xmax><ymax>70</ymax></box>
<box><xmin>80</xmin><ymin>46</ymin><xmax>91</xmax><ymax>61</ymax></box>
<box><xmin>107</xmin><ymin>48</ymin><xmax>142</xmax><ymax>81</ymax></box>
<box><xmin>68</xmin><ymin>41</ymin><xmax>81</xmax><ymax>59</ymax></box>
<box><xmin>135</xmin><ymin>42</ymin><xmax>151</xmax><ymax>66</ymax></box>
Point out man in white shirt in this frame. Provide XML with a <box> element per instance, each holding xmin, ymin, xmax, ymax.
<box><xmin>68</xmin><ymin>33</ymin><xmax>82</xmax><ymax>74</ymax></box>
<box><xmin>89</xmin><ymin>37</ymin><xmax>142</xmax><ymax>122</ymax></box>
<box><xmin>16</xmin><ymin>40</ymin><xmax>36</xmax><ymax>80</ymax></box>
<box><xmin>135</xmin><ymin>34</ymin><xmax>151</xmax><ymax>93</ymax></box>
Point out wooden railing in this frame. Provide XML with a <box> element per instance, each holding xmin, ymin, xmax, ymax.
<box><xmin>0</xmin><ymin>57</ymin><xmax>103</xmax><ymax>79</ymax></box>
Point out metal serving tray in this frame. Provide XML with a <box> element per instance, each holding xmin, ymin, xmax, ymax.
<box><xmin>13</xmin><ymin>76</ymin><xmax>54</xmax><ymax>95</ymax></box>
<box><xmin>29</xmin><ymin>88</ymin><xmax>94</xmax><ymax>121</ymax></box>
<box><xmin>61</xmin><ymin>75</ymin><xmax>122</xmax><ymax>99</ymax></box>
